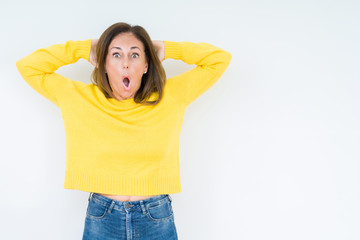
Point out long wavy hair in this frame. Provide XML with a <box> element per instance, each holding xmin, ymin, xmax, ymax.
<box><xmin>91</xmin><ymin>22</ymin><xmax>166</xmax><ymax>106</ymax></box>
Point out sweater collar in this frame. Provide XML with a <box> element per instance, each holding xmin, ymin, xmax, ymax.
<box><xmin>91</xmin><ymin>84</ymin><xmax>157</xmax><ymax>110</ymax></box>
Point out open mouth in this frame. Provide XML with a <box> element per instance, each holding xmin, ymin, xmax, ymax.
<box><xmin>122</xmin><ymin>77</ymin><xmax>131</xmax><ymax>90</ymax></box>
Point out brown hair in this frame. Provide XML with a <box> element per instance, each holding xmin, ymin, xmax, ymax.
<box><xmin>91</xmin><ymin>22</ymin><xmax>166</xmax><ymax>106</ymax></box>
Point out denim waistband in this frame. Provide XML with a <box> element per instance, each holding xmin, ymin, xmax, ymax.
<box><xmin>88</xmin><ymin>192</ymin><xmax>172</xmax><ymax>213</ymax></box>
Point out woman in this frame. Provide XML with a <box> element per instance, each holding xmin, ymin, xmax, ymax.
<box><xmin>16</xmin><ymin>22</ymin><xmax>231</xmax><ymax>239</ymax></box>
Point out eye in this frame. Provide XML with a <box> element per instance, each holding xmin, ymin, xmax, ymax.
<box><xmin>113</xmin><ymin>53</ymin><xmax>120</xmax><ymax>58</ymax></box>
<box><xmin>131</xmin><ymin>53</ymin><xmax>139</xmax><ymax>58</ymax></box>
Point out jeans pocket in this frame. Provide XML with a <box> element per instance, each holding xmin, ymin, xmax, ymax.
<box><xmin>86</xmin><ymin>199</ymin><xmax>108</xmax><ymax>220</ymax></box>
<box><xmin>146</xmin><ymin>199</ymin><xmax>174</xmax><ymax>222</ymax></box>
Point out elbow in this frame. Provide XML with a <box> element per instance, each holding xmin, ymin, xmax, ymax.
<box><xmin>15</xmin><ymin>58</ymin><xmax>25</xmax><ymax>73</ymax></box>
<box><xmin>222</xmin><ymin>50</ymin><xmax>232</xmax><ymax>66</ymax></box>
<box><xmin>15</xmin><ymin>57</ymin><xmax>32</xmax><ymax>79</ymax></box>
<box><xmin>15</xmin><ymin>59</ymin><xmax>22</xmax><ymax>70</ymax></box>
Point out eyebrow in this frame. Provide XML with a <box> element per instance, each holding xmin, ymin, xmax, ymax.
<box><xmin>110</xmin><ymin>46</ymin><xmax>141</xmax><ymax>51</ymax></box>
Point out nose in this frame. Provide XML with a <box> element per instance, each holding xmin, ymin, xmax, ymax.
<box><xmin>122</xmin><ymin>58</ymin><xmax>129</xmax><ymax>69</ymax></box>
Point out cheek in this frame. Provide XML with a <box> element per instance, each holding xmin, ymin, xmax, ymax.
<box><xmin>105</xmin><ymin>61</ymin><xmax>120</xmax><ymax>75</ymax></box>
<box><xmin>133</xmin><ymin>63</ymin><xmax>146</xmax><ymax>79</ymax></box>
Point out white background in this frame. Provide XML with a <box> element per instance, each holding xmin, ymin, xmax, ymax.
<box><xmin>1</xmin><ymin>0</ymin><xmax>360</xmax><ymax>239</ymax></box>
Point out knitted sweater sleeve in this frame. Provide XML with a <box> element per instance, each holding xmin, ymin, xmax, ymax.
<box><xmin>164</xmin><ymin>41</ymin><xmax>232</xmax><ymax>106</ymax></box>
<box><xmin>15</xmin><ymin>39</ymin><xmax>92</xmax><ymax>106</ymax></box>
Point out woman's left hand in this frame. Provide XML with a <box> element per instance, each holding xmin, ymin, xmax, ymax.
<box><xmin>152</xmin><ymin>40</ymin><xmax>165</xmax><ymax>63</ymax></box>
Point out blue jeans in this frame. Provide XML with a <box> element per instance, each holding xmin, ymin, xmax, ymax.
<box><xmin>82</xmin><ymin>192</ymin><xmax>178</xmax><ymax>240</ymax></box>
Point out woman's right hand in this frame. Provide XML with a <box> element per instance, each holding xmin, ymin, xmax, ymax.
<box><xmin>90</xmin><ymin>39</ymin><xmax>98</xmax><ymax>67</ymax></box>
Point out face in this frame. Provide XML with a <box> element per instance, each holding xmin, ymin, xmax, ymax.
<box><xmin>105</xmin><ymin>32</ymin><xmax>148</xmax><ymax>101</ymax></box>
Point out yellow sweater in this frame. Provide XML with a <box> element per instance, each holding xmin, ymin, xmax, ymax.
<box><xmin>16</xmin><ymin>39</ymin><xmax>232</xmax><ymax>195</ymax></box>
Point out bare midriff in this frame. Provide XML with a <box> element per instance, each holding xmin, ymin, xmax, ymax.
<box><xmin>98</xmin><ymin>193</ymin><xmax>158</xmax><ymax>202</ymax></box>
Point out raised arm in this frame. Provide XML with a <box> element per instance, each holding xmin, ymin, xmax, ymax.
<box><xmin>16</xmin><ymin>39</ymin><xmax>92</xmax><ymax>106</ymax></box>
<box><xmin>163</xmin><ymin>41</ymin><xmax>232</xmax><ymax>106</ymax></box>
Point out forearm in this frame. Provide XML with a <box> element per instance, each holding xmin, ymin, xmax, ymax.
<box><xmin>15</xmin><ymin>39</ymin><xmax>92</xmax><ymax>106</ymax></box>
<box><xmin>162</xmin><ymin>41</ymin><xmax>232</xmax><ymax>105</ymax></box>
<box><xmin>164</xmin><ymin>41</ymin><xmax>232</xmax><ymax>75</ymax></box>
<box><xmin>16</xmin><ymin>39</ymin><xmax>92</xmax><ymax>79</ymax></box>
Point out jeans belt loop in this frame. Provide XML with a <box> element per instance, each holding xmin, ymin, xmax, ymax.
<box><xmin>140</xmin><ymin>200</ymin><xmax>147</xmax><ymax>215</ymax></box>
<box><xmin>108</xmin><ymin>200</ymin><xmax>115</xmax><ymax>213</ymax></box>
